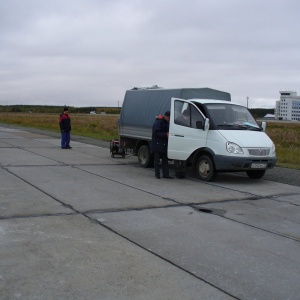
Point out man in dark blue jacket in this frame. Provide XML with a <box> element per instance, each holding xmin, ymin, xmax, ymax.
<box><xmin>151</xmin><ymin>111</ymin><xmax>173</xmax><ymax>179</ymax></box>
<box><xmin>59</xmin><ymin>106</ymin><xmax>72</xmax><ymax>149</ymax></box>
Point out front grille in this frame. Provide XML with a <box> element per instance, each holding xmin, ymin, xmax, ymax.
<box><xmin>247</xmin><ymin>148</ymin><xmax>270</xmax><ymax>156</ymax></box>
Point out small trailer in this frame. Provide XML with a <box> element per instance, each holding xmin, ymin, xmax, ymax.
<box><xmin>110</xmin><ymin>139</ymin><xmax>125</xmax><ymax>158</ymax></box>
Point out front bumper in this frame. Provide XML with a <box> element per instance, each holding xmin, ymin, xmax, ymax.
<box><xmin>214</xmin><ymin>155</ymin><xmax>277</xmax><ymax>171</ymax></box>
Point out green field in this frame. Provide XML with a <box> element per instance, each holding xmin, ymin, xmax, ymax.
<box><xmin>0</xmin><ymin>113</ymin><xmax>299</xmax><ymax>169</ymax></box>
<box><xmin>0</xmin><ymin>113</ymin><xmax>119</xmax><ymax>141</ymax></box>
<box><xmin>265</xmin><ymin>121</ymin><xmax>300</xmax><ymax>169</ymax></box>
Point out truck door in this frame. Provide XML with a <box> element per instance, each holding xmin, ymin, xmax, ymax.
<box><xmin>168</xmin><ymin>98</ymin><xmax>209</xmax><ymax>160</ymax></box>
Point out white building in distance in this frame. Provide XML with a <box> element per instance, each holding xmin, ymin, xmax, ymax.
<box><xmin>275</xmin><ymin>91</ymin><xmax>300</xmax><ymax>121</ymax></box>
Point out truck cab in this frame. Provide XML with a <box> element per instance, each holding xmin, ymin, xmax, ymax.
<box><xmin>168</xmin><ymin>98</ymin><xmax>277</xmax><ymax>181</ymax></box>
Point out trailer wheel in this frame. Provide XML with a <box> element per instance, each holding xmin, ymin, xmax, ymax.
<box><xmin>196</xmin><ymin>155</ymin><xmax>216</xmax><ymax>181</ymax></box>
<box><xmin>138</xmin><ymin>145</ymin><xmax>152</xmax><ymax>168</ymax></box>
<box><xmin>246</xmin><ymin>170</ymin><xmax>266</xmax><ymax>179</ymax></box>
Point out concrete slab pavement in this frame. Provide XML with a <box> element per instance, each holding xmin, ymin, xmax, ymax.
<box><xmin>90</xmin><ymin>205</ymin><xmax>300</xmax><ymax>300</ymax></box>
<box><xmin>197</xmin><ymin>198</ymin><xmax>300</xmax><ymax>240</ymax></box>
<box><xmin>1</xmin><ymin>125</ymin><xmax>300</xmax><ymax>299</ymax></box>
<box><xmin>1</xmin><ymin>215</ymin><xmax>232</xmax><ymax>300</ymax></box>
<box><xmin>0</xmin><ymin>147</ymin><xmax>62</xmax><ymax>166</ymax></box>
<box><xmin>1</xmin><ymin>138</ymin><xmax>58</xmax><ymax>148</ymax></box>
<box><xmin>77</xmin><ymin>164</ymin><xmax>251</xmax><ymax>204</ymax></box>
<box><xmin>24</xmin><ymin>146</ymin><xmax>118</xmax><ymax>165</ymax></box>
<box><xmin>7</xmin><ymin>165</ymin><xmax>175</xmax><ymax>212</ymax></box>
<box><xmin>210</xmin><ymin>172</ymin><xmax>300</xmax><ymax>197</ymax></box>
<box><xmin>0</xmin><ymin>168</ymin><xmax>73</xmax><ymax>218</ymax></box>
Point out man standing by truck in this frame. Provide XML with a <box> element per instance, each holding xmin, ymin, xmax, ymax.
<box><xmin>151</xmin><ymin>111</ymin><xmax>173</xmax><ymax>179</ymax></box>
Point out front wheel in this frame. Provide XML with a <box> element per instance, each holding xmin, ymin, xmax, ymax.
<box><xmin>138</xmin><ymin>145</ymin><xmax>153</xmax><ymax>168</ymax></box>
<box><xmin>246</xmin><ymin>170</ymin><xmax>266</xmax><ymax>179</ymax></box>
<box><xmin>196</xmin><ymin>155</ymin><xmax>216</xmax><ymax>181</ymax></box>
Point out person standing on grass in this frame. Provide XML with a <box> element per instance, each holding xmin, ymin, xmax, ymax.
<box><xmin>59</xmin><ymin>106</ymin><xmax>72</xmax><ymax>149</ymax></box>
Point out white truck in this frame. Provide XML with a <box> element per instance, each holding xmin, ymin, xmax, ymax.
<box><xmin>118</xmin><ymin>87</ymin><xmax>276</xmax><ymax>181</ymax></box>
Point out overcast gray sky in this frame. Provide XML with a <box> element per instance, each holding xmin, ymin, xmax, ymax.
<box><xmin>0</xmin><ymin>0</ymin><xmax>299</xmax><ymax>108</ymax></box>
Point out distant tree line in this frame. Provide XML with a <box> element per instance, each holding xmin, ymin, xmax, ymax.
<box><xmin>0</xmin><ymin>105</ymin><xmax>273</xmax><ymax>118</ymax></box>
<box><xmin>0</xmin><ymin>105</ymin><xmax>121</xmax><ymax>114</ymax></box>
<box><xmin>249</xmin><ymin>108</ymin><xmax>275</xmax><ymax>119</ymax></box>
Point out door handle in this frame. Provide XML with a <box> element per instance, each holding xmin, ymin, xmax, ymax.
<box><xmin>174</xmin><ymin>134</ymin><xmax>184</xmax><ymax>137</ymax></box>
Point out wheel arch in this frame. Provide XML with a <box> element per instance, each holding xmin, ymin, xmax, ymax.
<box><xmin>135</xmin><ymin>139</ymin><xmax>151</xmax><ymax>155</ymax></box>
<box><xmin>188</xmin><ymin>147</ymin><xmax>216</xmax><ymax>166</ymax></box>
<box><xmin>137</xmin><ymin>142</ymin><xmax>154</xmax><ymax>168</ymax></box>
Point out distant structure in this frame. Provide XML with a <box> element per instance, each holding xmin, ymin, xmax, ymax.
<box><xmin>275</xmin><ymin>91</ymin><xmax>300</xmax><ymax>121</ymax></box>
<box><xmin>263</xmin><ymin>114</ymin><xmax>275</xmax><ymax>120</ymax></box>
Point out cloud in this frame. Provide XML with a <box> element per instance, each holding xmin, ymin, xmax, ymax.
<box><xmin>0</xmin><ymin>0</ymin><xmax>299</xmax><ymax>108</ymax></box>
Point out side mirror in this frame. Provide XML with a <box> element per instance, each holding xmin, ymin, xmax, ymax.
<box><xmin>204</xmin><ymin>118</ymin><xmax>209</xmax><ymax>131</ymax></box>
<box><xmin>196</xmin><ymin>121</ymin><xmax>203</xmax><ymax>129</ymax></box>
<box><xmin>261</xmin><ymin>121</ymin><xmax>266</xmax><ymax>132</ymax></box>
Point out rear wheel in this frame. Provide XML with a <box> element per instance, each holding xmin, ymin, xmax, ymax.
<box><xmin>138</xmin><ymin>145</ymin><xmax>153</xmax><ymax>168</ymax></box>
<box><xmin>246</xmin><ymin>170</ymin><xmax>266</xmax><ymax>179</ymax></box>
<box><xmin>196</xmin><ymin>155</ymin><xmax>216</xmax><ymax>181</ymax></box>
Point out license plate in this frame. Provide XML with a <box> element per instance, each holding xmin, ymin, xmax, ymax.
<box><xmin>251</xmin><ymin>163</ymin><xmax>267</xmax><ymax>169</ymax></box>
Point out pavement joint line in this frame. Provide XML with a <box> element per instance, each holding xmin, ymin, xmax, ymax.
<box><xmin>20</xmin><ymin>147</ymin><xmax>67</xmax><ymax>165</ymax></box>
<box><xmin>71</xmin><ymin>165</ymin><xmax>184</xmax><ymax>205</ymax></box>
<box><xmin>265</xmin><ymin>195</ymin><xmax>300</xmax><ymax>207</ymax></box>
<box><xmin>74</xmin><ymin>164</ymin><xmax>300</xmax><ymax>209</ymax></box>
<box><xmin>202</xmin><ymin>192</ymin><xmax>300</xmax><ymax>207</ymax></box>
<box><xmin>2</xmin><ymin>128</ymin><xmax>300</xmax><ymax>243</ymax></box>
<box><xmin>5</xmin><ymin>144</ymin><xmax>131</xmax><ymax>168</ymax></box>
<box><xmin>2</xmin><ymin>147</ymin><xmax>298</xmax><ymax>210</ymax></box>
<box><xmin>1</xmin><ymin>164</ymin><xmax>65</xmax><ymax>168</ymax></box>
<box><xmin>192</xmin><ymin>193</ymin><xmax>300</xmax><ymax>206</ymax></box>
<box><xmin>86</xmin><ymin>197</ymin><xmax>300</xmax><ymax>243</ymax></box>
<box><xmin>83</xmin><ymin>213</ymin><xmax>242</xmax><ymax>300</ymax></box>
<box><xmin>3</xmin><ymin>161</ymin><xmax>298</xmax><ymax>213</ymax></box>
<box><xmin>3</xmin><ymin>161</ymin><xmax>298</xmax><ymax>243</ymax></box>
<box><xmin>0</xmin><ymin>146</ymin><xmax>18</xmax><ymax>148</ymax></box>
<box><xmin>83</xmin><ymin>203</ymin><xmax>189</xmax><ymax>215</ymax></box>
<box><xmin>187</xmin><ymin>176</ymin><xmax>267</xmax><ymax>197</ymax></box>
<box><xmin>69</xmin><ymin>163</ymin><xmax>127</xmax><ymax>167</ymax></box>
<box><xmin>73</xmin><ymin>163</ymin><xmax>288</xmax><ymax>204</ymax></box>
<box><xmin>197</xmin><ymin>208</ymin><xmax>300</xmax><ymax>243</ymax></box>
<box><xmin>2</xmin><ymin>191</ymin><xmax>299</xmax><ymax>244</ymax></box>
<box><xmin>0</xmin><ymin>212</ymin><xmax>77</xmax><ymax>221</ymax></box>
<box><xmin>2</xmin><ymin>166</ymin><xmax>82</xmax><ymax>215</ymax></box>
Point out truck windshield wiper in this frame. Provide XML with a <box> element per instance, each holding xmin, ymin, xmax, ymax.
<box><xmin>216</xmin><ymin>124</ymin><xmax>245</xmax><ymax>130</ymax></box>
<box><xmin>216</xmin><ymin>124</ymin><xmax>232</xmax><ymax>127</ymax></box>
<box><xmin>233</xmin><ymin>123</ymin><xmax>261</xmax><ymax>131</ymax></box>
<box><xmin>216</xmin><ymin>123</ymin><xmax>261</xmax><ymax>131</ymax></box>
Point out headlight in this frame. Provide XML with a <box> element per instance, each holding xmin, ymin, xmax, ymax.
<box><xmin>226</xmin><ymin>142</ymin><xmax>244</xmax><ymax>154</ymax></box>
<box><xmin>271</xmin><ymin>143</ymin><xmax>276</xmax><ymax>155</ymax></box>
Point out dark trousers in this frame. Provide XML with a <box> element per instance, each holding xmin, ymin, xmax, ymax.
<box><xmin>174</xmin><ymin>160</ymin><xmax>186</xmax><ymax>178</ymax></box>
<box><xmin>61</xmin><ymin>131</ymin><xmax>71</xmax><ymax>148</ymax></box>
<box><xmin>154</xmin><ymin>152</ymin><xmax>169</xmax><ymax>177</ymax></box>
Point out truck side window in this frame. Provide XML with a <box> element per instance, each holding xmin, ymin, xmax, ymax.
<box><xmin>174</xmin><ymin>101</ymin><xmax>191</xmax><ymax>127</ymax></box>
<box><xmin>174</xmin><ymin>101</ymin><xmax>204</xmax><ymax>128</ymax></box>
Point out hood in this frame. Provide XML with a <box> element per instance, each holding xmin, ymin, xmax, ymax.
<box><xmin>219</xmin><ymin>130</ymin><xmax>273</xmax><ymax>147</ymax></box>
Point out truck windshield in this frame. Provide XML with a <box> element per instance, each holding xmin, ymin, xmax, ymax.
<box><xmin>204</xmin><ymin>103</ymin><xmax>261</xmax><ymax>130</ymax></box>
